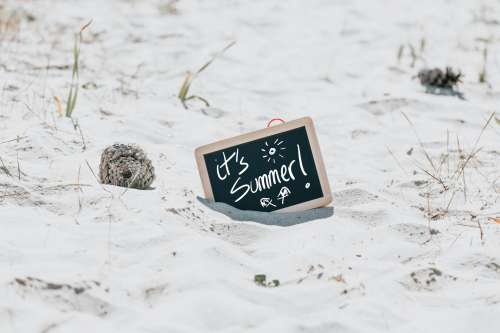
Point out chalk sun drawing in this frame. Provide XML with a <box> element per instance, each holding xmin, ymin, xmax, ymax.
<box><xmin>261</xmin><ymin>138</ymin><xmax>286</xmax><ymax>164</ymax></box>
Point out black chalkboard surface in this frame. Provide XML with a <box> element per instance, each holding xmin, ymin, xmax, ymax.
<box><xmin>195</xmin><ymin>117</ymin><xmax>332</xmax><ymax>212</ymax></box>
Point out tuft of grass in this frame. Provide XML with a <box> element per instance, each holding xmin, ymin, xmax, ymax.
<box><xmin>398</xmin><ymin>112</ymin><xmax>496</xmax><ymax>223</ymax></box>
<box><xmin>254</xmin><ymin>274</ymin><xmax>266</xmax><ymax>285</ymax></box>
<box><xmin>65</xmin><ymin>20</ymin><xmax>92</xmax><ymax>118</ymax></box>
<box><xmin>178</xmin><ymin>41</ymin><xmax>236</xmax><ymax>109</ymax></box>
<box><xmin>253</xmin><ymin>274</ymin><xmax>280</xmax><ymax>287</ymax></box>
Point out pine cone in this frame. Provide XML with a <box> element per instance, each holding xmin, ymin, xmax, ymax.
<box><xmin>99</xmin><ymin>144</ymin><xmax>155</xmax><ymax>189</ymax></box>
<box><xmin>417</xmin><ymin>67</ymin><xmax>462</xmax><ymax>89</ymax></box>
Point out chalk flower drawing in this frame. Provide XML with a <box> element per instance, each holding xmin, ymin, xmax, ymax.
<box><xmin>260</xmin><ymin>197</ymin><xmax>276</xmax><ymax>208</ymax></box>
<box><xmin>261</xmin><ymin>138</ymin><xmax>286</xmax><ymax>164</ymax></box>
<box><xmin>277</xmin><ymin>186</ymin><xmax>291</xmax><ymax>204</ymax></box>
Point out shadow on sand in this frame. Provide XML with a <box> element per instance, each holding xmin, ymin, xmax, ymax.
<box><xmin>197</xmin><ymin>197</ymin><xmax>334</xmax><ymax>227</ymax></box>
<box><xmin>424</xmin><ymin>86</ymin><xmax>466</xmax><ymax>100</ymax></box>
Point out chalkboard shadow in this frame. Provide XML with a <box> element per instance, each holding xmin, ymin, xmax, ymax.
<box><xmin>197</xmin><ymin>197</ymin><xmax>334</xmax><ymax>226</ymax></box>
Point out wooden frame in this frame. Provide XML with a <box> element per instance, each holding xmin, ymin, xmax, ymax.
<box><xmin>195</xmin><ymin>117</ymin><xmax>332</xmax><ymax>212</ymax></box>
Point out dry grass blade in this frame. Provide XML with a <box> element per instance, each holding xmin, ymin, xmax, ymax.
<box><xmin>471</xmin><ymin>112</ymin><xmax>494</xmax><ymax>150</ymax></box>
<box><xmin>451</xmin><ymin>112</ymin><xmax>494</xmax><ymax>182</ymax></box>
<box><xmin>54</xmin><ymin>96</ymin><xmax>64</xmax><ymax>117</ymax></box>
<box><xmin>0</xmin><ymin>136</ymin><xmax>27</xmax><ymax>145</ymax></box>
<box><xmin>397</xmin><ymin>45</ymin><xmax>404</xmax><ymax>63</ymax></box>
<box><xmin>71</xmin><ymin>119</ymin><xmax>87</xmax><ymax>151</ymax></box>
<box><xmin>178</xmin><ymin>41</ymin><xmax>236</xmax><ymax>109</ymax></box>
<box><xmin>80</xmin><ymin>20</ymin><xmax>93</xmax><ymax>33</ymax></box>
<box><xmin>477</xmin><ymin>219</ymin><xmax>484</xmax><ymax>240</ymax></box>
<box><xmin>16</xmin><ymin>152</ymin><xmax>21</xmax><ymax>181</ymax></box>
<box><xmin>119</xmin><ymin>169</ymin><xmax>142</xmax><ymax>197</ymax></box>
<box><xmin>401</xmin><ymin>111</ymin><xmax>437</xmax><ymax>172</ymax></box>
<box><xmin>77</xmin><ymin>163</ymin><xmax>83</xmax><ymax>214</ymax></box>
<box><xmin>452</xmin><ymin>147</ymin><xmax>482</xmax><ymax>182</ymax></box>
<box><xmin>85</xmin><ymin>159</ymin><xmax>112</xmax><ymax>195</ymax></box>
<box><xmin>77</xmin><ymin>124</ymin><xmax>87</xmax><ymax>151</ymax></box>
<box><xmin>386</xmin><ymin>146</ymin><xmax>408</xmax><ymax>175</ymax></box>
<box><xmin>440</xmin><ymin>113</ymin><xmax>495</xmax><ymax>215</ymax></box>
<box><xmin>418</xmin><ymin>166</ymin><xmax>447</xmax><ymax>191</ymax></box>
<box><xmin>196</xmin><ymin>41</ymin><xmax>236</xmax><ymax>75</ymax></box>
<box><xmin>0</xmin><ymin>156</ymin><xmax>12</xmax><ymax>177</ymax></box>
<box><xmin>85</xmin><ymin>160</ymin><xmax>99</xmax><ymax>182</ymax></box>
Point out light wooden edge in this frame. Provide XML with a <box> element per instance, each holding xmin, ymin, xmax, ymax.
<box><xmin>194</xmin><ymin>117</ymin><xmax>332</xmax><ymax>213</ymax></box>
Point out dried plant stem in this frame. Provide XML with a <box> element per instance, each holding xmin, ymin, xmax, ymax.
<box><xmin>401</xmin><ymin>111</ymin><xmax>437</xmax><ymax>173</ymax></box>
<box><xmin>442</xmin><ymin>113</ymin><xmax>494</xmax><ymax>214</ymax></box>
<box><xmin>0</xmin><ymin>136</ymin><xmax>27</xmax><ymax>145</ymax></box>
<box><xmin>386</xmin><ymin>146</ymin><xmax>408</xmax><ymax>175</ymax></box>
<box><xmin>16</xmin><ymin>152</ymin><xmax>20</xmax><ymax>180</ymax></box>
<box><xmin>72</xmin><ymin>119</ymin><xmax>87</xmax><ymax>151</ymax></box>
<box><xmin>451</xmin><ymin>112</ymin><xmax>494</xmax><ymax>182</ymax></box>
<box><xmin>85</xmin><ymin>159</ymin><xmax>112</xmax><ymax>195</ymax></box>
<box><xmin>0</xmin><ymin>156</ymin><xmax>12</xmax><ymax>177</ymax></box>
<box><xmin>77</xmin><ymin>163</ymin><xmax>83</xmax><ymax>214</ymax></box>
<box><xmin>418</xmin><ymin>167</ymin><xmax>447</xmax><ymax>191</ymax></box>
<box><xmin>477</xmin><ymin>219</ymin><xmax>484</xmax><ymax>240</ymax></box>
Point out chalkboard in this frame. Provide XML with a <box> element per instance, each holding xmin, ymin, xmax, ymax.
<box><xmin>195</xmin><ymin>117</ymin><xmax>332</xmax><ymax>212</ymax></box>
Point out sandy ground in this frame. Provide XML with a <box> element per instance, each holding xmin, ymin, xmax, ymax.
<box><xmin>1</xmin><ymin>0</ymin><xmax>500</xmax><ymax>332</ymax></box>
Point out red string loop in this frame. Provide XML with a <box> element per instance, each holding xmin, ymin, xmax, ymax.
<box><xmin>266</xmin><ymin>118</ymin><xmax>286</xmax><ymax>128</ymax></box>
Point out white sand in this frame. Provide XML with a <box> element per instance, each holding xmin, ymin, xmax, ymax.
<box><xmin>1</xmin><ymin>0</ymin><xmax>499</xmax><ymax>332</ymax></box>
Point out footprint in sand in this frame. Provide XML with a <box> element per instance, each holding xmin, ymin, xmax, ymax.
<box><xmin>333</xmin><ymin>188</ymin><xmax>380</xmax><ymax>207</ymax></box>
<box><xmin>461</xmin><ymin>255</ymin><xmax>500</xmax><ymax>279</ymax></box>
<box><xmin>401</xmin><ymin>267</ymin><xmax>457</xmax><ymax>292</ymax></box>
<box><xmin>390</xmin><ymin>223</ymin><xmax>439</xmax><ymax>244</ymax></box>
<box><xmin>143</xmin><ymin>283</ymin><xmax>169</xmax><ymax>307</ymax></box>
<box><xmin>10</xmin><ymin>277</ymin><xmax>111</xmax><ymax>317</ymax></box>
<box><xmin>333</xmin><ymin>189</ymin><xmax>385</xmax><ymax>226</ymax></box>
<box><xmin>356</xmin><ymin>98</ymin><xmax>408</xmax><ymax>116</ymax></box>
<box><xmin>357</xmin><ymin>98</ymin><xmax>430</xmax><ymax>116</ymax></box>
<box><xmin>350</xmin><ymin>128</ymin><xmax>376</xmax><ymax>139</ymax></box>
<box><xmin>207</xmin><ymin>222</ymin><xmax>269</xmax><ymax>246</ymax></box>
<box><xmin>335</xmin><ymin>208</ymin><xmax>387</xmax><ymax>226</ymax></box>
<box><xmin>166</xmin><ymin>202</ymin><xmax>268</xmax><ymax>246</ymax></box>
<box><xmin>201</xmin><ymin>107</ymin><xmax>227</xmax><ymax>119</ymax></box>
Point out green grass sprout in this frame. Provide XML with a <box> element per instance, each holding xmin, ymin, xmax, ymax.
<box><xmin>178</xmin><ymin>41</ymin><xmax>236</xmax><ymax>109</ymax></box>
<box><xmin>65</xmin><ymin>20</ymin><xmax>92</xmax><ymax>117</ymax></box>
